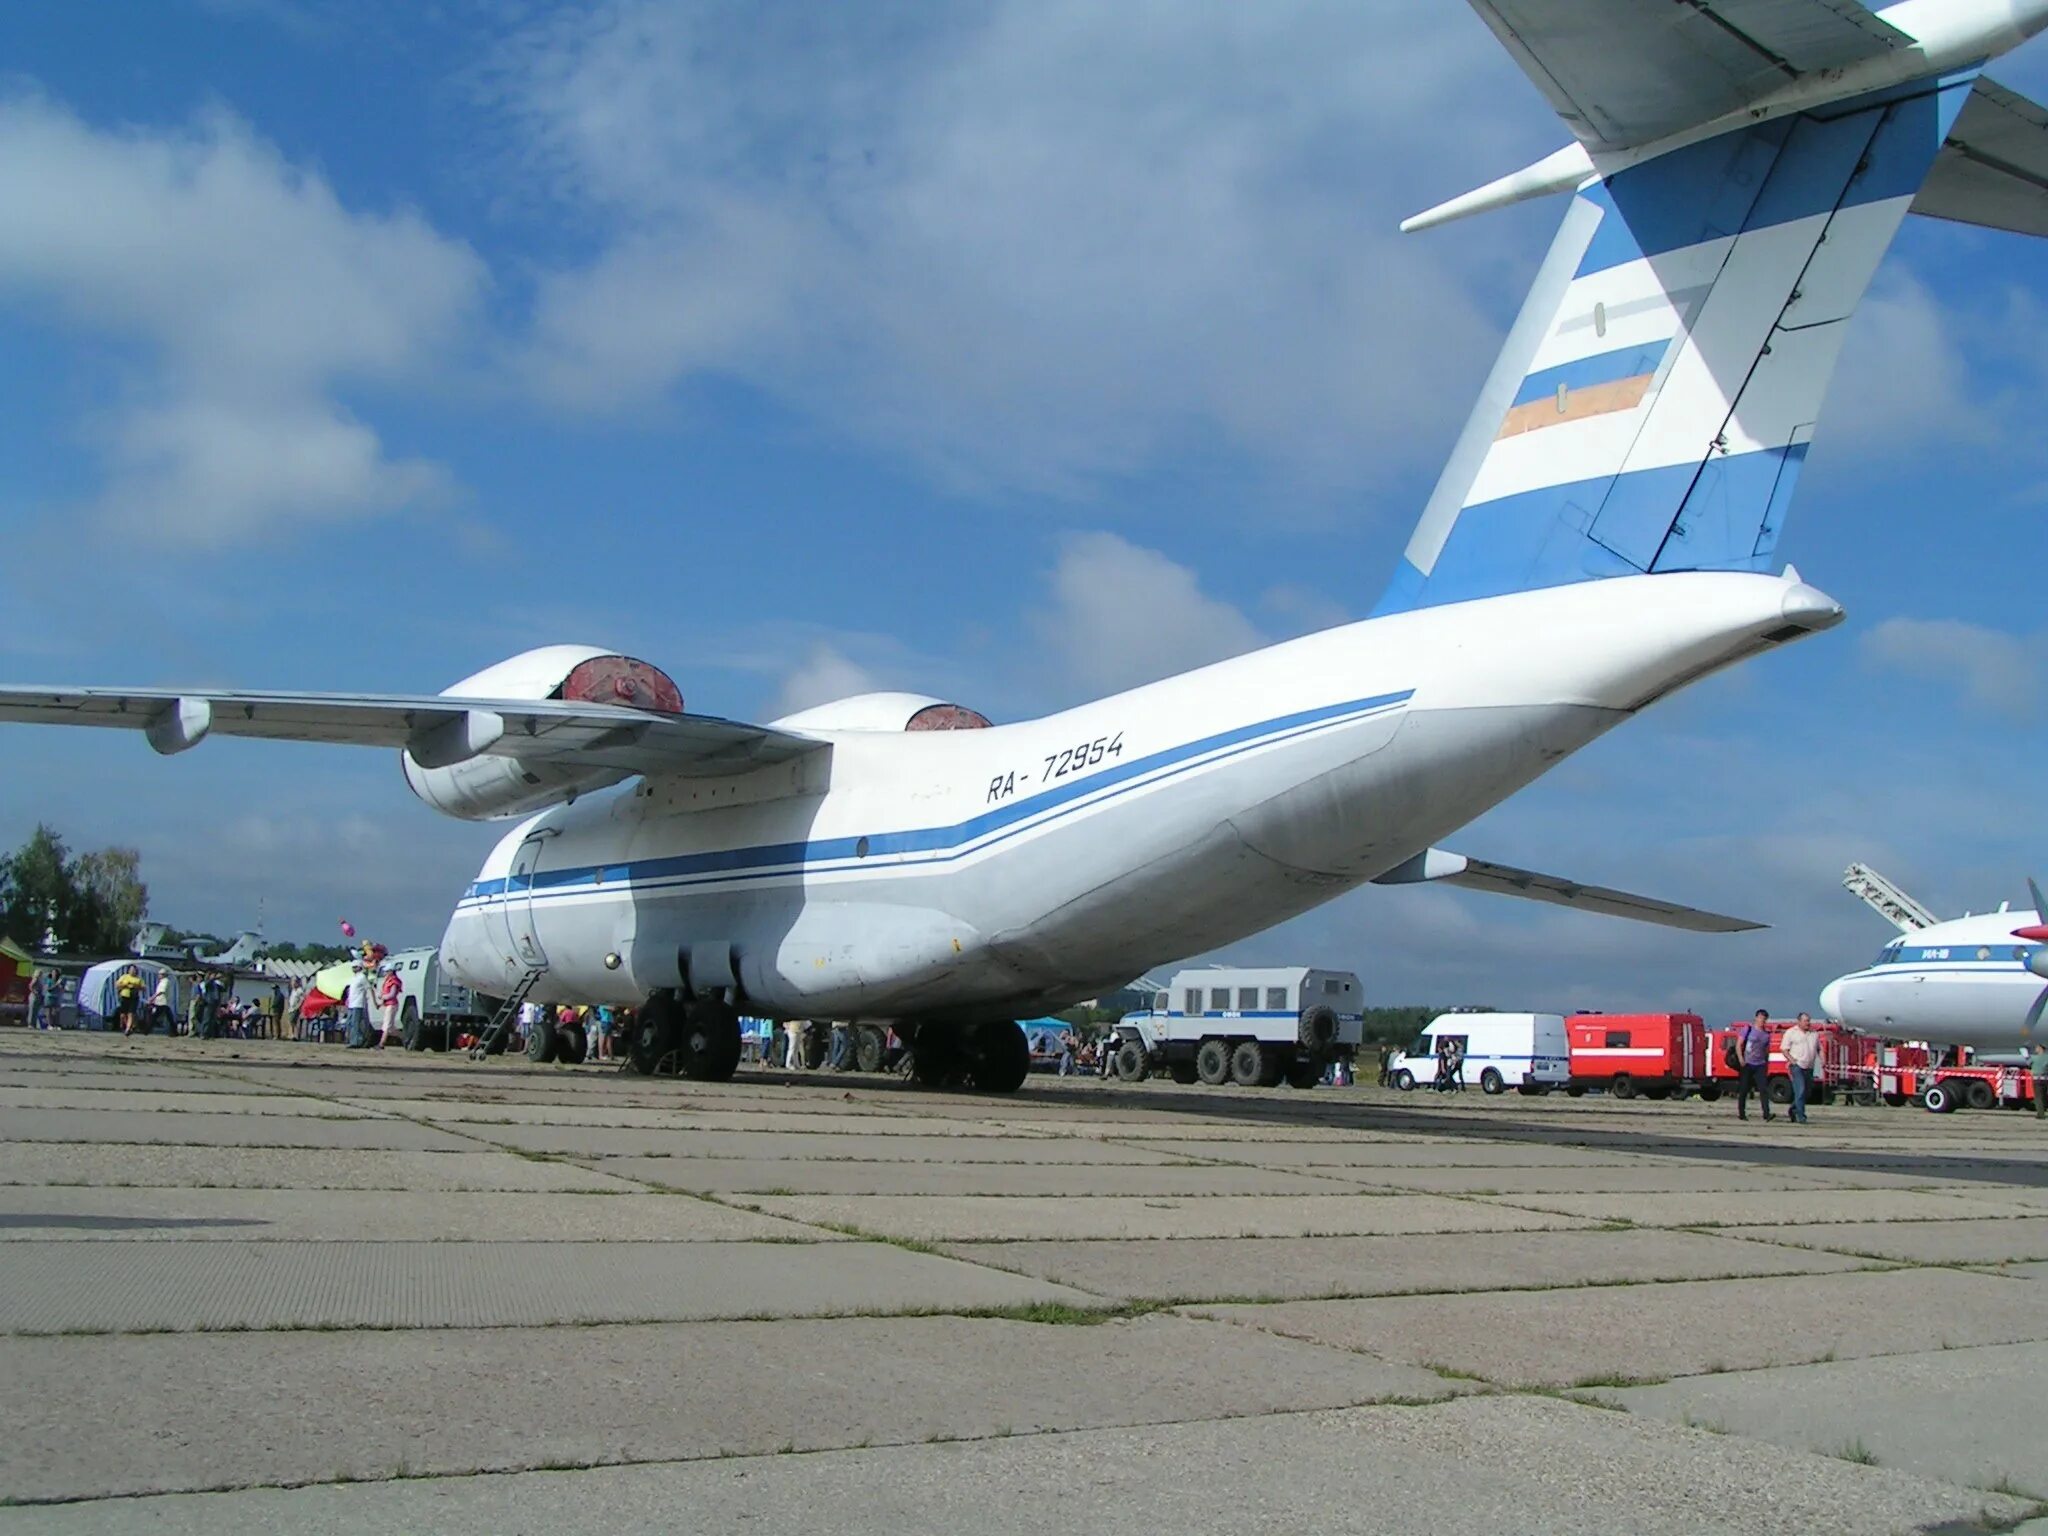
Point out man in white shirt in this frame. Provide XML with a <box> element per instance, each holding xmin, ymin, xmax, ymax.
<box><xmin>344</xmin><ymin>966</ymin><xmax>371</xmax><ymax>1050</ymax></box>
<box><xmin>1781</xmin><ymin>1011</ymin><xmax>1821</xmax><ymax>1125</ymax></box>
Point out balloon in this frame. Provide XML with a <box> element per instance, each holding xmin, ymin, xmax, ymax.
<box><xmin>339</xmin><ymin>920</ymin><xmax>356</xmax><ymax>938</ymax></box>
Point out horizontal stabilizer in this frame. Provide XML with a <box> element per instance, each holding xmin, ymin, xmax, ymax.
<box><xmin>0</xmin><ymin>685</ymin><xmax>820</xmax><ymax>779</ymax></box>
<box><xmin>1467</xmin><ymin>0</ymin><xmax>1909</xmax><ymax>152</ymax></box>
<box><xmin>1913</xmin><ymin>76</ymin><xmax>2048</xmax><ymax>238</ymax></box>
<box><xmin>1374</xmin><ymin>848</ymin><xmax>1764</xmax><ymax>933</ymax></box>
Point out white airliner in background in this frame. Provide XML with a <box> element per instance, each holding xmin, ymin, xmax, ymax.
<box><xmin>6</xmin><ymin>0</ymin><xmax>2048</xmax><ymax>1092</ymax></box>
<box><xmin>1821</xmin><ymin>871</ymin><xmax>2048</xmax><ymax>1047</ymax></box>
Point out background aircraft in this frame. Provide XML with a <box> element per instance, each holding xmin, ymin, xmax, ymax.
<box><xmin>6</xmin><ymin>0</ymin><xmax>2048</xmax><ymax>1091</ymax></box>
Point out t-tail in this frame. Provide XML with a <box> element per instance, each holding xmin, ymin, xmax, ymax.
<box><xmin>1376</xmin><ymin>0</ymin><xmax>2048</xmax><ymax>617</ymax></box>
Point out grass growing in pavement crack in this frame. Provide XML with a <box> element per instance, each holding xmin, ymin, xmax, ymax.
<box><xmin>1833</xmin><ymin>1438</ymin><xmax>1880</xmax><ymax>1466</ymax></box>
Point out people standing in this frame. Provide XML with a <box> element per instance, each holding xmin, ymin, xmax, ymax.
<box><xmin>784</xmin><ymin>1020</ymin><xmax>804</xmax><ymax>1070</ymax></box>
<box><xmin>1736</xmin><ymin>1009</ymin><xmax>1775</xmax><ymax>1122</ymax></box>
<box><xmin>593</xmin><ymin>1004</ymin><xmax>615</xmax><ymax>1063</ymax></box>
<box><xmin>829</xmin><ymin>1021</ymin><xmax>851</xmax><ymax>1072</ymax></box>
<box><xmin>149</xmin><ymin>971</ymin><xmax>173</xmax><ymax>1036</ymax></box>
<box><xmin>344</xmin><ymin>964</ymin><xmax>372</xmax><ymax>1049</ymax></box>
<box><xmin>2031</xmin><ymin>1036</ymin><xmax>2048</xmax><ymax>1120</ymax></box>
<box><xmin>376</xmin><ymin>965</ymin><xmax>403</xmax><ymax>1048</ymax></box>
<box><xmin>28</xmin><ymin>969</ymin><xmax>50</xmax><ymax>1030</ymax></box>
<box><xmin>1781</xmin><ymin>1011</ymin><xmax>1819</xmax><ymax>1125</ymax></box>
<box><xmin>113</xmin><ymin>964</ymin><xmax>145</xmax><ymax>1036</ymax></box>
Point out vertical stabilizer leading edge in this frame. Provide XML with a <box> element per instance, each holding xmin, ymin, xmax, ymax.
<box><xmin>1373</xmin><ymin>36</ymin><xmax>2036</xmax><ymax>617</ymax></box>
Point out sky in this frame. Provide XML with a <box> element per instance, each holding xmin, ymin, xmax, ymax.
<box><xmin>0</xmin><ymin>0</ymin><xmax>2043</xmax><ymax>1022</ymax></box>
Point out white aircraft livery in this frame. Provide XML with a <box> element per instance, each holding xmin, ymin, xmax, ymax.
<box><xmin>1821</xmin><ymin>879</ymin><xmax>2048</xmax><ymax>1048</ymax></box>
<box><xmin>7</xmin><ymin>0</ymin><xmax>2048</xmax><ymax>1092</ymax></box>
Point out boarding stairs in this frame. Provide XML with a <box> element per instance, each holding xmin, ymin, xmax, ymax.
<box><xmin>1842</xmin><ymin>863</ymin><xmax>1939</xmax><ymax>934</ymax></box>
<box><xmin>468</xmin><ymin>969</ymin><xmax>544</xmax><ymax>1060</ymax></box>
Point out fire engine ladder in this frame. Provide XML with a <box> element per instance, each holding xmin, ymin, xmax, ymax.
<box><xmin>1842</xmin><ymin>863</ymin><xmax>1939</xmax><ymax>934</ymax></box>
<box><xmin>468</xmin><ymin>970</ymin><xmax>544</xmax><ymax>1061</ymax></box>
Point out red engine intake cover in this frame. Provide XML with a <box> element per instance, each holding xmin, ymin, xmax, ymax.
<box><xmin>558</xmin><ymin>655</ymin><xmax>684</xmax><ymax>715</ymax></box>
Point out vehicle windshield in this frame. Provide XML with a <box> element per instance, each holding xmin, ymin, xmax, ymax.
<box><xmin>1408</xmin><ymin>1034</ymin><xmax>1431</xmax><ymax>1056</ymax></box>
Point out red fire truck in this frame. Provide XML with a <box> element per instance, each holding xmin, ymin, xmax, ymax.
<box><xmin>1868</xmin><ymin>1043</ymin><xmax>2041</xmax><ymax>1113</ymax></box>
<box><xmin>1702</xmin><ymin>1020</ymin><xmax>1883</xmax><ymax>1106</ymax></box>
<box><xmin>1564</xmin><ymin>1013</ymin><xmax>1713</xmax><ymax>1099</ymax></box>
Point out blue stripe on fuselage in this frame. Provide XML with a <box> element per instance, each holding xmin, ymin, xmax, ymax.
<box><xmin>460</xmin><ymin>688</ymin><xmax>1415</xmax><ymax>906</ymax></box>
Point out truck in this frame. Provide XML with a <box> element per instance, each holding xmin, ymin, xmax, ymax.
<box><xmin>1702</xmin><ymin>1020</ymin><xmax>1883</xmax><ymax>1107</ymax></box>
<box><xmin>388</xmin><ymin>946</ymin><xmax>491</xmax><ymax>1052</ymax></box>
<box><xmin>1386</xmin><ymin>1012</ymin><xmax>1570</xmax><ymax>1095</ymax></box>
<box><xmin>1565</xmin><ymin>1012</ymin><xmax>1712</xmax><ymax>1100</ymax></box>
<box><xmin>1111</xmin><ymin>966</ymin><xmax>1363</xmax><ymax>1088</ymax></box>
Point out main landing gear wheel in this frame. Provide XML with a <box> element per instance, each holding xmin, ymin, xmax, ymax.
<box><xmin>556</xmin><ymin>1023</ymin><xmax>588</xmax><ymax>1065</ymax></box>
<box><xmin>401</xmin><ymin>999</ymin><xmax>425</xmax><ymax>1052</ymax></box>
<box><xmin>627</xmin><ymin>995</ymin><xmax>681</xmax><ymax>1076</ymax></box>
<box><xmin>963</xmin><ymin>1019</ymin><xmax>1029</xmax><ymax>1094</ymax></box>
<box><xmin>1195</xmin><ymin>1039</ymin><xmax>1231</xmax><ymax>1086</ymax></box>
<box><xmin>679</xmin><ymin>1001</ymin><xmax>742</xmax><ymax>1082</ymax></box>
<box><xmin>1480</xmin><ymin>1068</ymin><xmax>1505</xmax><ymax>1096</ymax></box>
<box><xmin>525</xmin><ymin>1014</ymin><xmax>558</xmax><ymax>1064</ymax></box>
<box><xmin>1228</xmin><ymin>1041</ymin><xmax>1267</xmax><ymax>1088</ymax></box>
<box><xmin>1114</xmin><ymin>1039</ymin><xmax>1150</xmax><ymax>1082</ymax></box>
<box><xmin>910</xmin><ymin>1025</ymin><xmax>962</xmax><ymax>1087</ymax></box>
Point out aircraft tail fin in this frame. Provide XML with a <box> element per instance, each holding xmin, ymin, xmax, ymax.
<box><xmin>1375</xmin><ymin>68</ymin><xmax>1985</xmax><ymax>616</ymax></box>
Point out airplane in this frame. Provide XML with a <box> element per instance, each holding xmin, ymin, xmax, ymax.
<box><xmin>1820</xmin><ymin>875</ymin><xmax>2048</xmax><ymax>1049</ymax></box>
<box><xmin>133</xmin><ymin>925</ymin><xmax>264</xmax><ymax>969</ymax></box>
<box><xmin>6</xmin><ymin>0</ymin><xmax>2048</xmax><ymax>1093</ymax></box>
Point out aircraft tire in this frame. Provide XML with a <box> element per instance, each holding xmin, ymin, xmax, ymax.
<box><xmin>1229</xmin><ymin>1040</ymin><xmax>1266</xmax><ymax>1087</ymax></box>
<box><xmin>1284</xmin><ymin>1059</ymin><xmax>1321</xmax><ymax>1090</ymax></box>
<box><xmin>854</xmin><ymin>1026</ymin><xmax>886</xmax><ymax>1074</ymax></box>
<box><xmin>627</xmin><ymin>997</ymin><xmax>681</xmax><ymax>1076</ymax></box>
<box><xmin>910</xmin><ymin>1025</ymin><xmax>960</xmax><ymax>1087</ymax></box>
<box><xmin>525</xmin><ymin>1016</ymin><xmax>557</xmax><ymax>1065</ymax></box>
<box><xmin>1195</xmin><ymin>1039</ymin><xmax>1231</xmax><ymax>1086</ymax></box>
<box><xmin>679</xmin><ymin>1003</ymin><xmax>742</xmax><ymax>1083</ymax></box>
<box><xmin>556</xmin><ymin>1024</ymin><xmax>588</xmax><ymax>1065</ymax></box>
<box><xmin>967</xmin><ymin>1020</ymin><xmax>1029</xmax><ymax>1094</ymax></box>
<box><xmin>401</xmin><ymin>1000</ymin><xmax>425</xmax><ymax>1052</ymax></box>
<box><xmin>1480</xmin><ymin>1068</ymin><xmax>1505</xmax><ymax>1095</ymax></box>
<box><xmin>1114</xmin><ymin>1040</ymin><xmax>1150</xmax><ymax>1082</ymax></box>
<box><xmin>1169</xmin><ymin>1062</ymin><xmax>1199</xmax><ymax>1085</ymax></box>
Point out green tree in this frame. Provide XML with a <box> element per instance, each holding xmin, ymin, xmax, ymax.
<box><xmin>72</xmin><ymin>846</ymin><xmax>148</xmax><ymax>954</ymax></box>
<box><xmin>0</xmin><ymin>824</ymin><xmax>149</xmax><ymax>954</ymax></box>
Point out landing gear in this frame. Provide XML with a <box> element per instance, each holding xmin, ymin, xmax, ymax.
<box><xmin>627</xmin><ymin>994</ymin><xmax>681</xmax><ymax>1076</ymax></box>
<box><xmin>525</xmin><ymin>1013</ymin><xmax>558</xmax><ymax>1064</ymax></box>
<box><xmin>964</xmin><ymin>1019</ymin><xmax>1029</xmax><ymax>1094</ymax></box>
<box><xmin>909</xmin><ymin>1024</ymin><xmax>961</xmax><ymax>1086</ymax></box>
<box><xmin>556</xmin><ymin>1023</ymin><xmax>588</xmax><ymax>1065</ymax></box>
<box><xmin>678</xmin><ymin>999</ymin><xmax>742</xmax><ymax>1082</ymax></box>
<box><xmin>401</xmin><ymin>999</ymin><xmax>426</xmax><ymax>1052</ymax></box>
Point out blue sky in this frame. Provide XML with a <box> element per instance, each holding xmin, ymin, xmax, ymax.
<box><xmin>0</xmin><ymin>0</ymin><xmax>2042</xmax><ymax>1020</ymax></box>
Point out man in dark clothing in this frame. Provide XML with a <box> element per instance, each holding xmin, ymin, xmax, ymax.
<box><xmin>1736</xmin><ymin>1008</ymin><xmax>1774</xmax><ymax>1122</ymax></box>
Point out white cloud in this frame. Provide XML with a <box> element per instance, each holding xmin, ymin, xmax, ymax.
<box><xmin>0</xmin><ymin>95</ymin><xmax>484</xmax><ymax>543</ymax></box>
<box><xmin>773</xmin><ymin>642</ymin><xmax>882</xmax><ymax>716</ymax></box>
<box><xmin>1033</xmin><ymin>531</ymin><xmax>1264</xmax><ymax>696</ymax></box>
<box><xmin>489</xmin><ymin>0</ymin><xmax>1530</xmax><ymax>500</ymax></box>
<box><xmin>1862</xmin><ymin>616</ymin><xmax>2036</xmax><ymax>719</ymax></box>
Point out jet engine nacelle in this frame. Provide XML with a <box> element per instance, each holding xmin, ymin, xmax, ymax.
<box><xmin>770</xmin><ymin>691</ymin><xmax>992</xmax><ymax>732</ymax></box>
<box><xmin>401</xmin><ymin>644</ymin><xmax>684</xmax><ymax>821</ymax></box>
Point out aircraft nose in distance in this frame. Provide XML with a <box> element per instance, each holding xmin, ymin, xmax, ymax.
<box><xmin>1817</xmin><ymin>978</ymin><xmax>1846</xmax><ymax>1019</ymax></box>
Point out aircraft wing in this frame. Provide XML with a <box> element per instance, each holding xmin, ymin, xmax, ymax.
<box><xmin>1374</xmin><ymin>848</ymin><xmax>1764</xmax><ymax>933</ymax></box>
<box><xmin>0</xmin><ymin>685</ymin><xmax>820</xmax><ymax>778</ymax></box>
<box><xmin>1468</xmin><ymin>0</ymin><xmax>1910</xmax><ymax>151</ymax></box>
<box><xmin>1912</xmin><ymin>77</ymin><xmax>2048</xmax><ymax>239</ymax></box>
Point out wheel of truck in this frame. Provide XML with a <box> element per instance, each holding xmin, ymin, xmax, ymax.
<box><xmin>965</xmin><ymin>1020</ymin><xmax>1029</xmax><ymax>1094</ymax></box>
<box><xmin>1285</xmin><ymin>1059</ymin><xmax>1322</xmax><ymax>1090</ymax></box>
<box><xmin>1696</xmin><ymin>1084</ymin><xmax>1722</xmax><ymax>1103</ymax></box>
<box><xmin>1610</xmin><ymin>1074</ymin><xmax>1635</xmax><ymax>1100</ymax></box>
<box><xmin>1642</xmin><ymin>1085</ymin><xmax>1670</xmax><ymax>1101</ymax></box>
<box><xmin>1767</xmin><ymin>1077</ymin><xmax>1793</xmax><ymax>1106</ymax></box>
<box><xmin>525</xmin><ymin>1014</ymin><xmax>558</xmax><ymax>1064</ymax></box>
<box><xmin>627</xmin><ymin>997</ymin><xmax>681</xmax><ymax>1076</ymax></box>
<box><xmin>1965</xmin><ymin>1078</ymin><xmax>1997</xmax><ymax>1111</ymax></box>
<box><xmin>556</xmin><ymin>1023</ymin><xmax>588</xmax><ymax>1065</ymax></box>
<box><xmin>1392</xmin><ymin>1069</ymin><xmax>1414</xmax><ymax>1092</ymax></box>
<box><xmin>1564</xmin><ymin>1083</ymin><xmax>1586</xmax><ymax>1098</ymax></box>
<box><xmin>1923</xmin><ymin>1082</ymin><xmax>1954</xmax><ymax>1114</ymax></box>
<box><xmin>1114</xmin><ymin>1039</ymin><xmax>1150</xmax><ymax>1082</ymax></box>
<box><xmin>401</xmin><ymin>999</ymin><xmax>425</xmax><ymax>1052</ymax></box>
<box><xmin>854</xmin><ymin>1025</ymin><xmax>886</xmax><ymax>1074</ymax></box>
<box><xmin>1480</xmin><ymin>1068</ymin><xmax>1505</xmax><ymax>1095</ymax></box>
<box><xmin>1881</xmin><ymin>1092</ymin><xmax>1906</xmax><ymax>1108</ymax></box>
<box><xmin>1195</xmin><ymin>1038</ymin><xmax>1231</xmax><ymax>1086</ymax></box>
<box><xmin>1297</xmin><ymin>1005</ymin><xmax>1340</xmax><ymax>1054</ymax></box>
<box><xmin>1168</xmin><ymin>1061</ymin><xmax>1199</xmax><ymax>1085</ymax></box>
<box><xmin>1229</xmin><ymin>1040</ymin><xmax>1267</xmax><ymax>1087</ymax></box>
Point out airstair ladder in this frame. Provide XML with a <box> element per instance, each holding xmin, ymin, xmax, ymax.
<box><xmin>469</xmin><ymin>969</ymin><xmax>544</xmax><ymax>1060</ymax></box>
<box><xmin>1842</xmin><ymin>863</ymin><xmax>1939</xmax><ymax>934</ymax></box>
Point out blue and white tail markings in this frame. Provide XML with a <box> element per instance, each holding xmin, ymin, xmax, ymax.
<box><xmin>1376</xmin><ymin>70</ymin><xmax>1981</xmax><ymax>616</ymax></box>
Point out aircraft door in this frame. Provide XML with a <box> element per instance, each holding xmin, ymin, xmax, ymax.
<box><xmin>499</xmin><ymin>835</ymin><xmax>551</xmax><ymax>974</ymax></box>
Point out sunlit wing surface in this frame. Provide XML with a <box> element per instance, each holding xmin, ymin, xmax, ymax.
<box><xmin>1914</xmin><ymin>76</ymin><xmax>2048</xmax><ymax>237</ymax></box>
<box><xmin>1470</xmin><ymin>0</ymin><xmax>1909</xmax><ymax>150</ymax></box>
<box><xmin>1375</xmin><ymin>848</ymin><xmax>1764</xmax><ymax>933</ymax></box>
<box><xmin>0</xmin><ymin>686</ymin><xmax>820</xmax><ymax>779</ymax></box>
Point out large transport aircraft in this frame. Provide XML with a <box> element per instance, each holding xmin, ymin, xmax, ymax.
<box><xmin>6</xmin><ymin>1</ymin><xmax>2048</xmax><ymax>1092</ymax></box>
<box><xmin>1821</xmin><ymin>877</ymin><xmax>2048</xmax><ymax>1049</ymax></box>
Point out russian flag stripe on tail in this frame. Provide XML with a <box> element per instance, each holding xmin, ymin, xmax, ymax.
<box><xmin>1374</xmin><ymin>70</ymin><xmax>1980</xmax><ymax>617</ymax></box>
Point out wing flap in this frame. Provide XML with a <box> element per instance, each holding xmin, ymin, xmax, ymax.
<box><xmin>0</xmin><ymin>686</ymin><xmax>820</xmax><ymax>779</ymax></box>
<box><xmin>1470</xmin><ymin>0</ymin><xmax>1909</xmax><ymax>150</ymax></box>
<box><xmin>1374</xmin><ymin>848</ymin><xmax>1763</xmax><ymax>933</ymax></box>
<box><xmin>1912</xmin><ymin>76</ymin><xmax>2048</xmax><ymax>238</ymax></box>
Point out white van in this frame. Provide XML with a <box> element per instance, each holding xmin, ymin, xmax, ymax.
<box><xmin>1387</xmin><ymin>1012</ymin><xmax>1569</xmax><ymax>1095</ymax></box>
